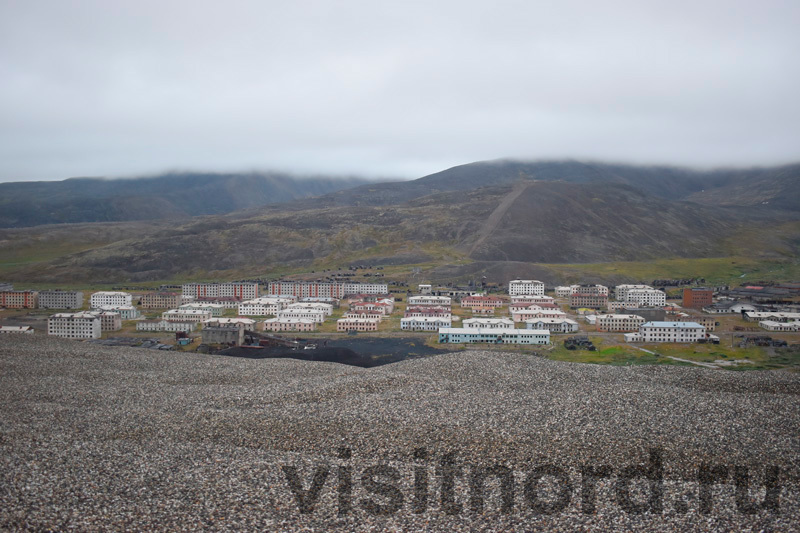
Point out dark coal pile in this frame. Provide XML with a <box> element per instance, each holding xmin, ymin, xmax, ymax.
<box><xmin>216</xmin><ymin>337</ymin><xmax>452</xmax><ymax>367</ymax></box>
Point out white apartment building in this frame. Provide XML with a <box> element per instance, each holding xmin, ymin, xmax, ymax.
<box><xmin>204</xmin><ymin>317</ymin><xmax>256</xmax><ymax>328</ymax></box>
<box><xmin>285</xmin><ymin>302</ymin><xmax>334</xmax><ymax>316</ymax></box>
<box><xmin>625</xmin><ymin>289</ymin><xmax>666</xmax><ymax>307</ymax></box>
<box><xmin>512</xmin><ymin>309</ymin><xmax>567</xmax><ymax>322</ymax></box>
<box><xmin>136</xmin><ymin>320</ymin><xmax>196</xmax><ymax>333</ymax></box>
<box><xmin>237</xmin><ymin>297</ymin><xmax>294</xmax><ymax>316</ymax></box>
<box><xmin>179</xmin><ymin>303</ymin><xmax>225</xmax><ymax>317</ymax></box>
<box><xmin>608</xmin><ymin>301</ymin><xmax>639</xmax><ymax>311</ymax></box>
<box><xmin>511</xmin><ymin>295</ymin><xmax>555</xmax><ymax>305</ymax></box>
<box><xmin>47</xmin><ymin>312</ymin><xmax>101</xmax><ymax>339</ymax></box>
<box><xmin>640</xmin><ymin>321</ymin><xmax>706</xmax><ymax>343</ymax></box>
<box><xmin>278</xmin><ymin>309</ymin><xmax>327</xmax><ymax>324</ymax></box>
<box><xmin>524</xmin><ymin>318</ymin><xmax>580</xmax><ymax>333</ymax></box>
<box><xmin>162</xmin><ymin>309</ymin><xmax>212</xmax><ymax>323</ymax></box>
<box><xmin>508</xmin><ymin>280</ymin><xmax>545</xmax><ymax>296</ymax></box>
<box><xmin>462</xmin><ymin>318</ymin><xmax>515</xmax><ymax>329</ymax></box>
<box><xmin>554</xmin><ymin>285</ymin><xmax>580</xmax><ymax>298</ymax></box>
<box><xmin>408</xmin><ymin>295</ymin><xmax>452</xmax><ymax>307</ymax></box>
<box><xmin>89</xmin><ymin>291</ymin><xmax>132</xmax><ymax>308</ymax></box>
<box><xmin>596</xmin><ymin>314</ymin><xmax>645</xmax><ymax>332</ymax></box>
<box><xmin>615</xmin><ymin>284</ymin><xmax>653</xmax><ymax>302</ymax></box>
<box><xmin>93</xmin><ymin>305</ymin><xmax>140</xmax><ymax>320</ymax></box>
<box><xmin>400</xmin><ymin>316</ymin><xmax>452</xmax><ymax>331</ymax></box>
<box><xmin>182</xmin><ymin>282</ymin><xmax>259</xmax><ymax>300</ymax></box>
<box><xmin>438</xmin><ymin>328</ymin><xmax>550</xmax><ymax>345</ymax></box>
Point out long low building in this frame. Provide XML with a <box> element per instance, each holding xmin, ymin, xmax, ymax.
<box><xmin>524</xmin><ymin>318</ymin><xmax>579</xmax><ymax>333</ymax></box>
<box><xmin>0</xmin><ymin>326</ymin><xmax>34</xmax><ymax>334</ymax></box>
<box><xmin>744</xmin><ymin>311</ymin><xmax>800</xmax><ymax>323</ymax></box>
<box><xmin>462</xmin><ymin>318</ymin><xmax>514</xmax><ymax>329</ymax></box>
<box><xmin>139</xmin><ymin>292</ymin><xmax>181</xmax><ymax>309</ymax></box>
<box><xmin>596</xmin><ymin>314</ymin><xmax>645</xmax><ymax>332</ymax></box>
<box><xmin>237</xmin><ymin>297</ymin><xmax>295</xmax><ymax>316</ymax></box>
<box><xmin>136</xmin><ymin>320</ymin><xmax>197</xmax><ymax>333</ymax></box>
<box><xmin>640</xmin><ymin>321</ymin><xmax>706</xmax><ymax>343</ymax></box>
<box><xmin>759</xmin><ymin>320</ymin><xmax>800</xmax><ymax>332</ymax></box>
<box><xmin>407</xmin><ymin>295</ymin><xmax>452</xmax><ymax>307</ymax></box>
<box><xmin>162</xmin><ymin>309</ymin><xmax>213</xmax><ymax>323</ymax></box>
<box><xmin>93</xmin><ymin>305</ymin><xmax>140</xmax><ymax>320</ymax></box>
<box><xmin>179</xmin><ymin>303</ymin><xmax>225</xmax><ymax>317</ymax></box>
<box><xmin>400</xmin><ymin>317</ymin><xmax>452</xmax><ymax>331</ymax></box>
<box><xmin>183</xmin><ymin>282</ymin><xmax>259</xmax><ymax>300</ymax></box>
<box><xmin>337</xmin><ymin>317</ymin><xmax>379</xmax><ymax>332</ymax></box>
<box><xmin>512</xmin><ymin>310</ymin><xmax>567</xmax><ymax>322</ymax></box>
<box><xmin>438</xmin><ymin>328</ymin><xmax>550</xmax><ymax>345</ymax></box>
<box><xmin>263</xmin><ymin>318</ymin><xmax>318</xmax><ymax>332</ymax></box>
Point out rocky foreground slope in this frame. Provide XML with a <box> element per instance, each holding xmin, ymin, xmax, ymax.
<box><xmin>1</xmin><ymin>335</ymin><xmax>798</xmax><ymax>531</ymax></box>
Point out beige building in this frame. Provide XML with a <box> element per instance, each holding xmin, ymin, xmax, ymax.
<box><xmin>596</xmin><ymin>314</ymin><xmax>645</xmax><ymax>332</ymax></box>
<box><xmin>94</xmin><ymin>311</ymin><xmax>122</xmax><ymax>331</ymax></box>
<box><xmin>140</xmin><ymin>292</ymin><xmax>181</xmax><ymax>309</ymax></box>
<box><xmin>162</xmin><ymin>309</ymin><xmax>212</xmax><ymax>323</ymax></box>
<box><xmin>337</xmin><ymin>317</ymin><xmax>380</xmax><ymax>332</ymax></box>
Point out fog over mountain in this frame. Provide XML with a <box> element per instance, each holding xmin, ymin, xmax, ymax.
<box><xmin>1</xmin><ymin>1</ymin><xmax>798</xmax><ymax>181</ymax></box>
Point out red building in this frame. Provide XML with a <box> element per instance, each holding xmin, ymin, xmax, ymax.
<box><xmin>683</xmin><ymin>288</ymin><xmax>713</xmax><ymax>310</ymax></box>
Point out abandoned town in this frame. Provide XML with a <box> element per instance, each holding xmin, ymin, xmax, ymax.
<box><xmin>2</xmin><ymin>1</ymin><xmax>800</xmax><ymax>529</ymax></box>
<box><xmin>2</xmin><ymin>277</ymin><xmax>799</xmax><ymax>369</ymax></box>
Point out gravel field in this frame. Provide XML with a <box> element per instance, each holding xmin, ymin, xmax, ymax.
<box><xmin>1</xmin><ymin>334</ymin><xmax>799</xmax><ymax>531</ymax></box>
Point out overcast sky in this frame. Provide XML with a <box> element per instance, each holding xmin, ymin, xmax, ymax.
<box><xmin>1</xmin><ymin>1</ymin><xmax>798</xmax><ymax>182</ymax></box>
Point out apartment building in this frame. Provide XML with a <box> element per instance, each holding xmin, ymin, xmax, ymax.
<box><xmin>286</xmin><ymin>302</ymin><xmax>334</xmax><ymax>316</ymax></box>
<box><xmin>0</xmin><ymin>291</ymin><xmax>38</xmax><ymax>309</ymax></box>
<box><xmin>683</xmin><ymin>288</ymin><xmax>713</xmax><ymax>310</ymax></box>
<box><xmin>38</xmin><ymin>290</ymin><xmax>83</xmax><ymax>309</ymax></box>
<box><xmin>759</xmin><ymin>321</ymin><xmax>800</xmax><ymax>332</ymax></box>
<box><xmin>554</xmin><ymin>285</ymin><xmax>580</xmax><ymax>298</ymax></box>
<box><xmin>47</xmin><ymin>312</ymin><xmax>101</xmax><ymax>339</ymax></box>
<box><xmin>94</xmin><ymin>311</ymin><xmax>122</xmax><ymax>331</ymax></box>
<box><xmin>195</xmin><ymin>296</ymin><xmax>244</xmax><ymax>309</ymax></box>
<box><xmin>344</xmin><ymin>310</ymin><xmax>384</xmax><ymax>321</ymax></box>
<box><xmin>676</xmin><ymin>315</ymin><xmax>717</xmax><ymax>331</ymax></box>
<box><xmin>640</xmin><ymin>321</ymin><xmax>706</xmax><ymax>343</ymax></box>
<box><xmin>204</xmin><ymin>317</ymin><xmax>256</xmax><ymax>328</ymax></box>
<box><xmin>139</xmin><ymin>292</ymin><xmax>181</xmax><ymax>309</ymax></box>
<box><xmin>460</xmin><ymin>295</ymin><xmax>505</xmax><ymax>309</ymax></box>
<box><xmin>438</xmin><ymin>328</ymin><xmax>550</xmax><ymax>345</ymax></box>
<box><xmin>508</xmin><ymin>280</ymin><xmax>545</xmax><ymax>296</ymax></box>
<box><xmin>267</xmin><ymin>281</ymin><xmax>388</xmax><ymax>298</ymax></box>
<box><xmin>596</xmin><ymin>314</ymin><xmax>645</xmax><ymax>332</ymax></box>
<box><xmin>569</xmin><ymin>292</ymin><xmax>609</xmax><ymax>310</ymax></box>
<box><xmin>404</xmin><ymin>306</ymin><xmax>451</xmax><ymax>318</ymax></box>
<box><xmin>512</xmin><ymin>309</ymin><xmax>567</xmax><ymax>322</ymax></box>
<box><xmin>744</xmin><ymin>312</ymin><xmax>800</xmax><ymax>322</ymax></box>
<box><xmin>136</xmin><ymin>320</ymin><xmax>197</xmax><ymax>333</ymax></box>
<box><xmin>349</xmin><ymin>301</ymin><xmax>392</xmax><ymax>315</ymax></box>
<box><xmin>615</xmin><ymin>284</ymin><xmax>653</xmax><ymax>302</ymax></box>
<box><xmin>263</xmin><ymin>318</ymin><xmax>318</xmax><ymax>332</ymax></box>
<box><xmin>625</xmin><ymin>289</ymin><xmax>666</xmax><ymax>307</ymax></box>
<box><xmin>462</xmin><ymin>318</ymin><xmax>514</xmax><ymax>329</ymax></box>
<box><xmin>337</xmin><ymin>317</ymin><xmax>379</xmax><ymax>332</ymax></box>
<box><xmin>408</xmin><ymin>295</ymin><xmax>452</xmax><ymax>307</ymax></box>
<box><xmin>162</xmin><ymin>309</ymin><xmax>212</xmax><ymax>323</ymax></box>
<box><xmin>511</xmin><ymin>295</ymin><xmax>555</xmax><ymax>305</ymax></box>
<box><xmin>93</xmin><ymin>306</ymin><xmax>139</xmax><ymax>320</ymax></box>
<box><xmin>524</xmin><ymin>318</ymin><xmax>580</xmax><ymax>333</ymax></box>
<box><xmin>237</xmin><ymin>297</ymin><xmax>294</xmax><ymax>316</ymax></box>
<box><xmin>400</xmin><ymin>316</ymin><xmax>452</xmax><ymax>331</ymax></box>
<box><xmin>278</xmin><ymin>309</ymin><xmax>327</xmax><ymax>324</ymax></box>
<box><xmin>179</xmin><ymin>303</ymin><xmax>225</xmax><ymax>317</ymax></box>
<box><xmin>182</xmin><ymin>282</ymin><xmax>259</xmax><ymax>300</ymax></box>
<box><xmin>89</xmin><ymin>292</ymin><xmax>132</xmax><ymax>308</ymax></box>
